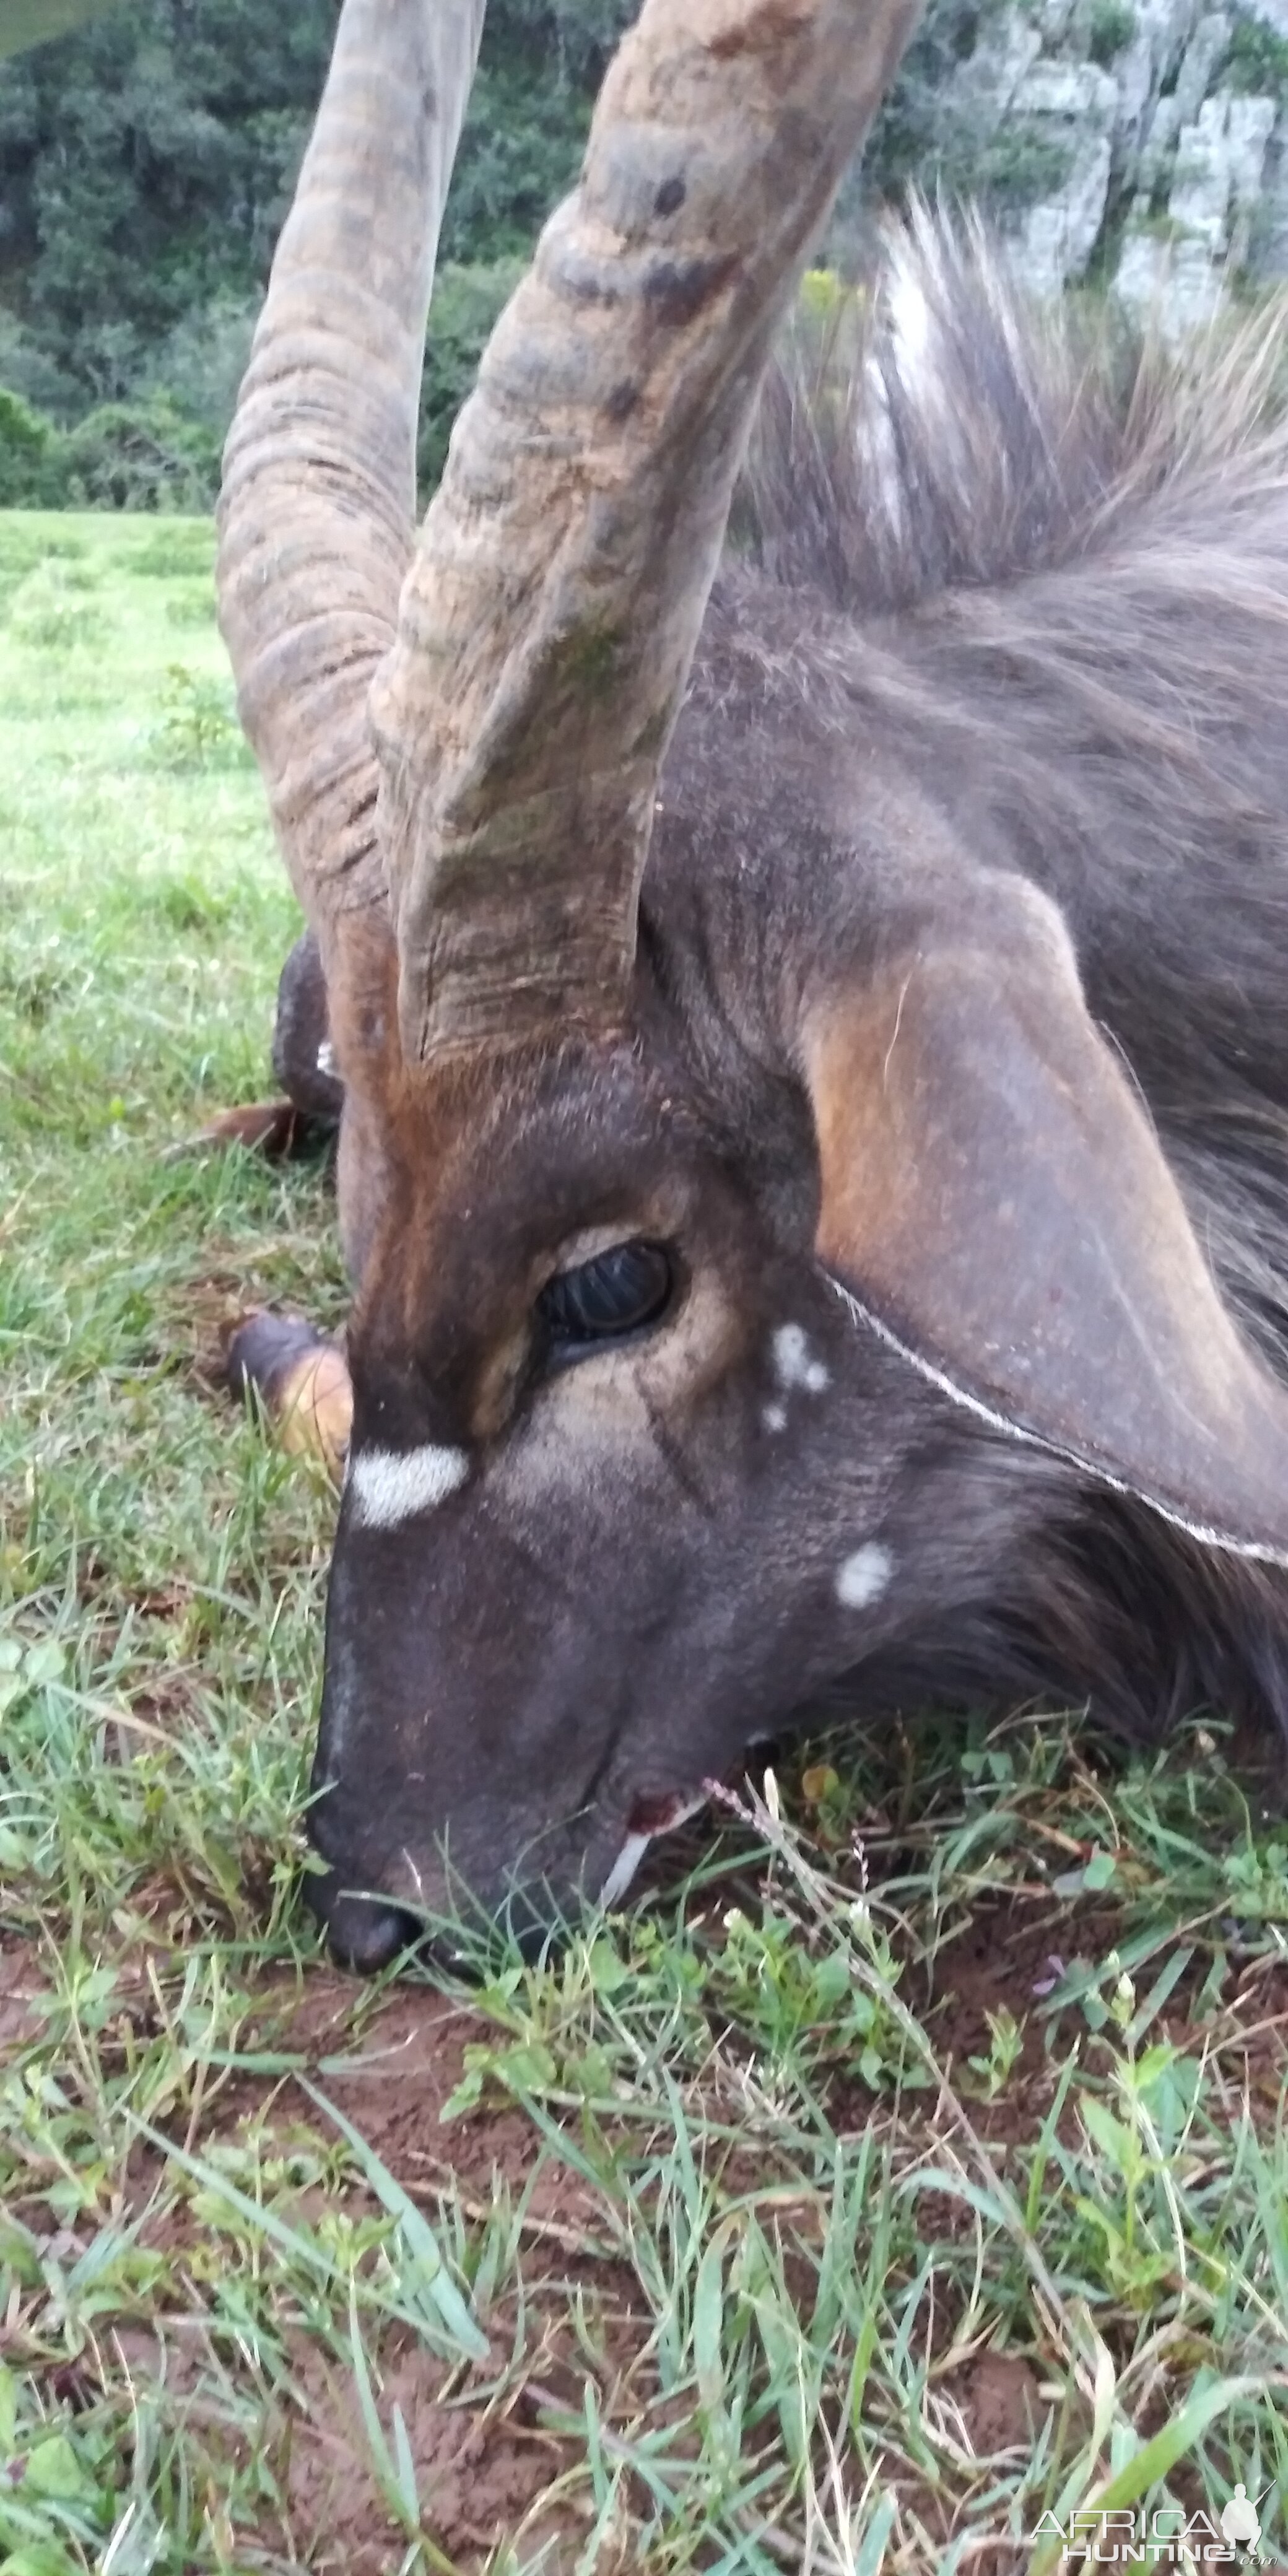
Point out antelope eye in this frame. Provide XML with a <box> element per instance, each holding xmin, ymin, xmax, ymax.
<box><xmin>538</xmin><ymin>1240</ymin><xmax>674</xmax><ymax>1348</ymax></box>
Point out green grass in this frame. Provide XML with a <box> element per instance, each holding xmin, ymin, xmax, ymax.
<box><xmin>1</xmin><ymin>508</ymin><xmax>1287</xmax><ymax>2572</ymax></box>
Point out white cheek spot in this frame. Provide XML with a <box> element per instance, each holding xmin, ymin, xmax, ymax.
<box><xmin>762</xmin><ymin>1402</ymin><xmax>788</xmax><ymax>1434</ymax></box>
<box><xmin>835</xmin><ymin>1543</ymin><xmax>894</xmax><ymax>1610</ymax></box>
<box><xmin>773</xmin><ymin>1322</ymin><xmax>829</xmax><ymax>1395</ymax></box>
<box><xmin>347</xmin><ymin>1442</ymin><xmax>469</xmax><ymax>1530</ymax></box>
<box><xmin>316</xmin><ymin>1038</ymin><xmax>336</xmax><ymax>1077</ymax></box>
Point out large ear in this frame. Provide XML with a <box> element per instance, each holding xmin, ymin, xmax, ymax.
<box><xmin>801</xmin><ymin>873</ymin><xmax>1288</xmax><ymax>1563</ymax></box>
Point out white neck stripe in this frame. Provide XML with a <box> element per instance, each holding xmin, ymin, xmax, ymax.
<box><xmin>824</xmin><ymin>1273</ymin><xmax>1288</xmax><ymax>1570</ymax></box>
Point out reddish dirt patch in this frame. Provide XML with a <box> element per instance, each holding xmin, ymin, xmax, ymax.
<box><xmin>233</xmin><ymin>1972</ymin><xmax>602</xmax><ymax>2232</ymax></box>
<box><xmin>7</xmin><ymin>1871</ymin><xmax>1287</xmax><ymax>2568</ymax></box>
<box><xmin>284</xmin><ymin>2335</ymin><xmax>593</xmax><ymax>2575</ymax></box>
<box><xmin>927</xmin><ymin>1893</ymin><xmax>1288</xmax><ymax>2087</ymax></box>
<box><xmin>193</xmin><ymin>1921</ymin><xmax>1287</xmax><ymax>2567</ymax></box>
<box><xmin>830</xmin><ymin>1889</ymin><xmax>1288</xmax><ymax>2148</ymax></box>
<box><xmin>938</xmin><ymin>2348</ymin><xmax>1048</xmax><ymax>2461</ymax></box>
<box><xmin>126</xmin><ymin>1975</ymin><xmax>642</xmax><ymax>2570</ymax></box>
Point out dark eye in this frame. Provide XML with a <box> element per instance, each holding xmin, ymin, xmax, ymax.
<box><xmin>537</xmin><ymin>1240</ymin><xmax>674</xmax><ymax>1349</ymax></box>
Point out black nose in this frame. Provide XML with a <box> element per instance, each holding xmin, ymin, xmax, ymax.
<box><xmin>313</xmin><ymin>1887</ymin><xmax>421</xmax><ymax>1975</ymax></box>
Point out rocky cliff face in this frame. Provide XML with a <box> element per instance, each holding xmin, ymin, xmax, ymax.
<box><xmin>855</xmin><ymin>0</ymin><xmax>1288</xmax><ymax>333</ymax></box>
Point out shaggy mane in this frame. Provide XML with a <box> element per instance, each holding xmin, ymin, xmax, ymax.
<box><xmin>741</xmin><ymin>199</ymin><xmax>1288</xmax><ymax>617</ymax></box>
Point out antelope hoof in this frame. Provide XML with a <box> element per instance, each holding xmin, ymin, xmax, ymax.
<box><xmin>226</xmin><ymin>1312</ymin><xmax>352</xmax><ymax>1480</ymax></box>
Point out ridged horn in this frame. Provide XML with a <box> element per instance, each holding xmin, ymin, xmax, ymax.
<box><xmin>216</xmin><ymin>0</ymin><xmax>485</xmax><ymax>972</ymax></box>
<box><xmin>372</xmin><ymin>0</ymin><xmax>921</xmax><ymax>1064</ymax></box>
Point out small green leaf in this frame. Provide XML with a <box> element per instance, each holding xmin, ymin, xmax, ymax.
<box><xmin>21</xmin><ymin>2434</ymin><xmax>90</xmax><ymax>2500</ymax></box>
<box><xmin>0</xmin><ymin>2222</ymin><xmax>43</xmax><ymax>2290</ymax></box>
<box><xmin>495</xmin><ymin>2041</ymin><xmax>559</xmax><ymax>2095</ymax></box>
<box><xmin>811</xmin><ymin>1950</ymin><xmax>852</xmax><ymax>2010</ymax></box>
<box><xmin>1134</xmin><ymin>2041</ymin><xmax>1181</xmax><ymax>2089</ymax></box>
<box><xmin>439</xmin><ymin>2066</ymin><xmax>485</xmax><ymax>2121</ymax></box>
<box><xmin>586</xmin><ymin>1937</ymin><xmax>629</xmax><ymax>1995</ymax></box>
<box><xmin>19</xmin><ymin>1643</ymin><xmax>65</xmax><ymax>1689</ymax></box>
<box><xmin>1079</xmin><ymin>2093</ymin><xmax>1133</xmax><ymax>2168</ymax></box>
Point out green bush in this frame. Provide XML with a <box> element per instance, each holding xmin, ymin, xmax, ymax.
<box><xmin>846</xmin><ymin>0</ymin><xmax>1011</xmax><ymax>206</ymax></box>
<box><xmin>63</xmin><ymin>394</ymin><xmax>220</xmax><ymax>511</ymax></box>
<box><xmin>1220</xmin><ymin>11</ymin><xmax>1288</xmax><ymax>97</ymax></box>
<box><xmin>137</xmin><ymin>295</ymin><xmax>256</xmax><ymax>439</ymax></box>
<box><xmin>797</xmin><ymin>268</ymin><xmax>851</xmax><ymax>331</ymax></box>
<box><xmin>417</xmin><ymin>257</ymin><xmax>528</xmax><ymax>495</ymax></box>
<box><xmin>147</xmin><ymin>662</ymin><xmax>249</xmax><ymax>770</ymax></box>
<box><xmin>0</xmin><ymin>385</ymin><xmax>71</xmax><ymax>505</ymax></box>
<box><xmin>974</xmin><ymin>125</ymin><xmax>1076</xmax><ymax>211</ymax></box>
<box><xmin>0</xmin><ymin>384</ymin><xmax>224</xmax><ymax>517</ymax></box>
<box><xmin>781</xmin><ymin>268</ymin><xmax>866</xmax><ymax>383</ymax></box>
<box><xmin>1086</xmin><ymin>0</ymin><xmax>1136</xmax><ymax>67</ymax></box>
<box><xmin>1</xmin><ymin>257</ymin><xmax>539</xmax><ymax>520</ymax></box>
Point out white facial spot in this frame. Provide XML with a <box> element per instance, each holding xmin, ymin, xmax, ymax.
<box><xmin>316</xmin><ymin>1038</ymin><xmax>336</xmax><ymax>1077</ymax></box>
<box><xmin>762</xmin><ymin>1402</ymin><xmax>788</xmax><ymax>1434</ymax></box>
<box><xmin>835</xmin><ymin>1543</ymin><xmax>894</xmax><ymax>1611</ymax></box>
<box><xmin>773</xmin><ymin>1323</ymin><xmax>829</xmax><ymax>1396</ymax></box>
<box><xmin>347</xmin><ymin>1443</ymin><xmax>469</xmax><ymax>1530</ymax></box>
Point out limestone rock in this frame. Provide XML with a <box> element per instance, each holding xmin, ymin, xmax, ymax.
<box><xmin>1173</xmin><ymin>10</ymin><xmax>1232</xmax><ymax>121</ymax></box>
<box><xmin>1004</xmin><ymin>60</ymin><xmax>1118</xmax><ymax>289</ymax></box>
<box><xmin>1115</xmin><ymin>85</ymin><xmax>1277</xmax><ymax>330</ymax></box>
<box><xmin>861</xmin><ymin>0</ymin><xmax>1288</xmax><ymax>337</ymax></box>
<box><xmin>1253</xmin><ymin>114</ymin><xmax>1288</xmax><ymax>269</ymax></box>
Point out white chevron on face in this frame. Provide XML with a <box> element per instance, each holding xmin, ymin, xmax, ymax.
<box><xmin>347</xmin><ymin>1443</ymin><xmax>469</xmax><ymax>1528</ymax></box>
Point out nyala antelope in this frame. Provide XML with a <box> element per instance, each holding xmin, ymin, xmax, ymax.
<box><xmin>219</xmin><ymin>0</ymin><xmax>1288</xmax><ymax>1971</ymax></box>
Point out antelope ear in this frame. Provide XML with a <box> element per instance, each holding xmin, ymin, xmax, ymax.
<box><xmin>802</xmin><ymin>877</ymin><xmax>1288</xmax><ymax>1563</ymax></box>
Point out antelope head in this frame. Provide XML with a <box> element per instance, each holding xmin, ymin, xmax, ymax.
<box><xmin>219</xmin><ymin>0</ymin><xmax>1288</xmax><ymax>1969</ymax></box>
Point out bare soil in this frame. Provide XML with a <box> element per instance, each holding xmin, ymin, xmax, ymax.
<box><xmin>204</xmin><ymin>1917</ymin><xmax>1288</xmax><ymax>2562</ymax></box>
<box><xmin>7</xmin><ymin>1889</ymin><xmax>1286</xmax><ymax>2569</ymax></box>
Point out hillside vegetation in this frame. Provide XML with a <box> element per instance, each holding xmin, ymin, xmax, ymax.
<box><xmin>0</xmin><ymin>0</ymin><xmax>989</xmax><ymax>510</ymax></box>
